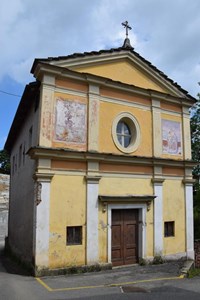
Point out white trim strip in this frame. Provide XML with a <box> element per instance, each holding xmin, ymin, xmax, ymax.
<box><xmin>107</xmin><ymin>203</ymin><xmax>147</xmax><ymax>263</ymax></box>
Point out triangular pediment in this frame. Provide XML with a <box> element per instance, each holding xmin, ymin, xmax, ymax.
<box><xmin>73</xmin><ymin>59</ymin><xmax>169</xmax><ymax>94</ymax></box>
<box><xmin>47</xmin><ymin>50</ymin><xmax>186</xmax><ymax>97</ymax></box>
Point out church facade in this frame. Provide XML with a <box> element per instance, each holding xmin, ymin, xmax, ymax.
<box><xmin>5</xmin><ymin>34</ymin><xmax>196</xmax><ymax>275</ymax></box>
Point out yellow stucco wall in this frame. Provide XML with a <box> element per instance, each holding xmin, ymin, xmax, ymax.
<box><xmin>49</xmin><ymin>175</ymin><xmax>86</xmax><ymax>268</ymax></box>
<box><xmin>163</xmin><ymin>179</ymin><xmax>185</xmax><ymax>256</ymax></box>
<box><xmin>99</xmin><ymin>101</ymin><xmax>152</xmax><ymax>156</ymax></box>
<box><xmin>48</xmin><ymin>173</ymin><xmax>186</xmax><ymax>268</ymax></box>
<box><xmin>49</xmin><ymin>173</ymin><xmax>156</xmax><ymax>268</ymax></box>
<box><xmin>73</xmin><ymin>60</ymin><xmax>168</xmax><ymax>93</ymax></box>
<box><xmin>98</xmin><ymin>177</ymin><xmax>154</xmax><ymax>260</ymax></box>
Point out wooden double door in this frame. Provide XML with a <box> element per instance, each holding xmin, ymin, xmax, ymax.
<box><xmin>111</xmin><ymin>209</ymin><xmax>139</xmax><ymax>266</ymax></box>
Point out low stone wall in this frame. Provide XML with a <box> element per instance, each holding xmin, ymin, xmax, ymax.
<box><xmin>0</xmin><ymin>174</ymin><xmax>9</xmax><ymax>242</ymax></box>
<box><xmin>194</xmin><ymin>240</ymin><xmax>200</xmax><ymax>268</ymax></box>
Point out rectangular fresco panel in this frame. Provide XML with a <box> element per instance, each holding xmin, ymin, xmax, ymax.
<box><xmin>55</xmin><ymin>98</ymin><xmax>86</xmax><ymax>144</ymax></box>
<box><xmin>162</xmin><ymin>119</ymin><xmax>182</xmax><ymax>155</ymax></box>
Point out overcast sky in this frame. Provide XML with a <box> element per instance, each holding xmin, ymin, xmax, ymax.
<box><xmin>0</xmin><ymin>0</ymin><xmax>200</xmax><ymax>149</ymax></box>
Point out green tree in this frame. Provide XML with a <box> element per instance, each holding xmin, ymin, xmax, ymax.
<box><xmin>190</xmin><ymin>89</ymin><xmax>200</xmax><ymax>238</ymax></box>
<box><xmin>0</xmin><ymin>149</ymin><xmax>10</xmax><ymax>174</ymax></box>
<box><xmin>191</xmin><ymin>94</ymin><xmax>200</xmax><ymax>178</ymax></box>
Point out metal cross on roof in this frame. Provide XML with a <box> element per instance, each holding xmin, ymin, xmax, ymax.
<box><xmin>122</xmin><ymin>21</ymin><xmax>132</xmax><ymax>38</ymax></box>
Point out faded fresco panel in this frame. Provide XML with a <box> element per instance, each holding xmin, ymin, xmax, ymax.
<box><xmin>55</xmin><ymin>98</ymin><xmax>86</xmax><ymax>144</ymax></box>
<box><xmin>162</xmin><ymin>119</ymin><xmax>182</xmax><ymax>155</ymax></box>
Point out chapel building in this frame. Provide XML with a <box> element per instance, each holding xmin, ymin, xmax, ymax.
<box><xmin>5</xmin><ymin>26</ymin><xmax>196</xmax><ymax>275</ymax></box>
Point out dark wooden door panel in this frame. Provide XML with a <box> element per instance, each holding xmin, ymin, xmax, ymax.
<box><xmin>111</xmin><ymin>211</ymin><xmax>124</xmax><ymax>266</ymax></box>
<box><xmin>111</xmin><ymin>209</ymin><xmax>139</xmax><ymax>266</ymax></box>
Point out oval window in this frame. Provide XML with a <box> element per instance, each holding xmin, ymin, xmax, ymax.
<box><xmin>112</xmin><ymin>113</ymin><xmax>140</xmax><ymax>153</ymax></box>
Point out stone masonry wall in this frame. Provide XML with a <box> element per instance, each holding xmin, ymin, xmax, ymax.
<box><xmin>0</xmin><ymin>174</ymin><xmax>9</xmax><ymax>242</ymax></box>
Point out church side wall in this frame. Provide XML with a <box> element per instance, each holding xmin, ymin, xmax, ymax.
<box><xmin>8</xmin><ymin>103</ymin><xmax>39</xmax><ymax>264</ymax></box>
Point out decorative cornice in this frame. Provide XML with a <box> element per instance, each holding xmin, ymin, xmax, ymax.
<box><xmin>31</xmin><ymin>48</ymin><xmax>195</xmax><ymax>102</ymax></box>
<box><xmin>32</xmin><ymin>62</ymin><xmax>195</xmax><ymax>108</ymax></box>
<box><xmin>99</xmin><ymin>194</ymin><xmax>156</xmax><ymax>212</ymax></box>
<box><xmin>99</xmin><ymin>194</ymin><xmax>156</xmax><ymax>201</ymax></box>
<box><xmin>28</xmin><ymin>147</ymin><xmax>196</xmax><ymax>169</ymax></box>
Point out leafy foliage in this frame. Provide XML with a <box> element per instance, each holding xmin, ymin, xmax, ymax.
<box><xmin>190</xmin><ymin>93</ymin><xmax>200</xmax><ymax>177</ymax></box>
<box><xmin>190</xmin><ymin>88</ymin><xmax>200</xmax><ymax>238</ymax></box>
<box><xmin>188</xmin><ymin>267</ymin><xmax>200</xmax><ymax>278</ymax></box>
<box><xmin>0</xmin><ymin>149</ymin><xmax>10</xmax><ymax>174</ymax></box>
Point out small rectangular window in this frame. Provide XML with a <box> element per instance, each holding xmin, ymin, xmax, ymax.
<box><xmin>67</xmin><ymin>226</ymin><xmax>82</xmax><ymax>245</ymax></box>
<box><xmin>23</xmin><ymin>143</ymin><xmax>26</xmax><ymax>165</ymax></box>
<box><xmin>15</xmin><ymin>153</ymin><xmax>17</xmax><ymax>172</ymax></box>
<box><xmin>12</xmin><ymin>156</ymin><xmax>15</xmax><ymax>175</ymax></box>
<box><xmin>19</xmin><ymin>144</ymin><xmax>22</xmax><ymax>168</ymax></box>
<box><xmin>164</xmin><ymin>221</ymin><xmax>175</xmax><ymax>237</ymax></box>
<box><xmin>29</xmin><ymin>126</ymin><xmax>33</xmax><ymax>149</ymax></box>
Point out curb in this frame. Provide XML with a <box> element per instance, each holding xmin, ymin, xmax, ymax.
<box><xmin>180</xmin><ymin>260</ymin><xmax>194</xmax><ymax>277</ymax></box>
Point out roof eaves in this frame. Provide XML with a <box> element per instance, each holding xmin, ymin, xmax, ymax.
<box><xmin>31</xmin><ymin>47</ymin><xmax>196</xmax><ymax>101</ymax></box>
<box><xmin>4</xmin><ymin>81</ymin><xmax>40</xmax><ymax>153</ymax></box>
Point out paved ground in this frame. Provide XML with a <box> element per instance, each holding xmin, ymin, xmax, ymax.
<box><xmin>36</xmin><ymin>261</ymin><xmax>189</xmax><ymax>297</ymax></box>
<box><xmin>1</xmin><ymin>241</ymin><xmax>200</xmax><ymax>299</ymax></box>
<box><xmin>35</xmin><ymin>260</ymin><xmax>185</xmax><ymax>291</ymax></box>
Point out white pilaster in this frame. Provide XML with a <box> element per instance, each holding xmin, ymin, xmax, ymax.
<box><xmin>88</xmin><ymin>84</ymin><xmax>100</xmax><ymax>152</ymax></box>
<box><xmin>34</xmin><ymin>174</ymin><xmax>53</xmax><ymax>269</ymax></box>
<box><xmin>39</xmin><ymin>74</ymin><xmax>55</xmax><ymax>147</ymax></box>
<box><xmin>152</xmin><ymin>178</ymin><xmax>164</xmax><ymax>256</ymax></box>
<box><xmin>86</xmin><ymin>176</ymin><xmax>101</xmax><ymax>264</ymax></box>
<box><xmin>184</xmin><ymin>180</ymin><xmax>194</xmax><ymax>260</ymax></box>
<box><xmin>182</xmin><ymin>106</ymin><xmax>192</xmax><ymax>160</ymax></box>
<box><xmin>152</xmin><ymin>99</ymin><xmax>162</xmax><ymax>157</ymax></box>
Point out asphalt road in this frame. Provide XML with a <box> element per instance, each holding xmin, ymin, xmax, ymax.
<box><xmin>1</xmin><ymin>241</ymin><xmax>200</xmax><ymax>300</ymax></box>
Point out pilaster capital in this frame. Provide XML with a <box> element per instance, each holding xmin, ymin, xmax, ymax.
<box><xmin>151</xmin><ymin>98</ymin><xmax>161</xmax><ymax>108</ymax></box>
<box><xmin>182</xmin><ymin>179</ymin><xmax>196</xmax><ymax>186</ymax></box>
<box><xmin>33</xmin><ymin>172</ymin><xmax>54</xmax><ymax>182</ymax></box>
<box><xmin>85</xmin><ymin>175</ymin><xmax>101</xmax><ymax>184</ymax></box>
<box><xmin>152</xmin><ymin>178</ymin><xmax>165</xmax><ymax>185</ymax></box>
<box><xmin>88</xmin><ymin>84</ymin><xmax>100</xmax><ymax>96</ymax></box>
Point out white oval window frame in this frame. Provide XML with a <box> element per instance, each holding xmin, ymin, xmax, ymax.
<box><xmin>112</xmin><ymin>112</ymin><xmax>141</xmax><ymax>153</ymax></box>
